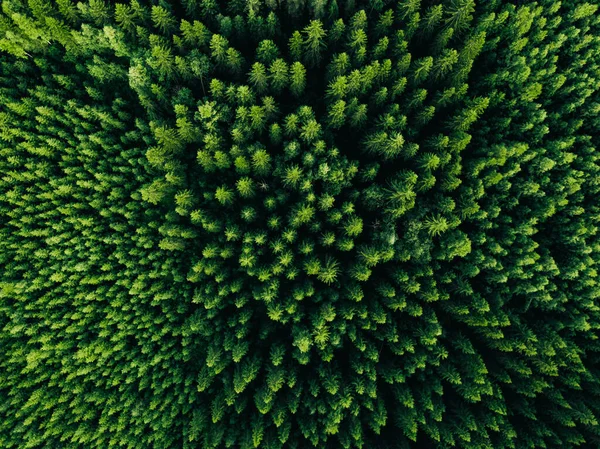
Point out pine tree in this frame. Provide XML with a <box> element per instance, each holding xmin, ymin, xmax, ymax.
<box><xmin>302</xmin><ymin>20</ymin><xmax>327</xmax><ymax>67</ymax></box>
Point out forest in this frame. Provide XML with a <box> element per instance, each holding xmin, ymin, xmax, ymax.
<box><xmin>0</xmin><ymin>0</ymin><xmax>599</xmax><ymax>448</ymax></box>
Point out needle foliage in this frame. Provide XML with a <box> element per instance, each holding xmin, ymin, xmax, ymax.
<box><xmin>1</xmin><ymin>1</ymin><xmax>600</xmax><ymax>448</ymax></box>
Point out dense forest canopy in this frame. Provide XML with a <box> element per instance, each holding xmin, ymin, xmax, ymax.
<box><xmin>1</xmin><ymin>0</ymin><xmax>599</xmax><ymax>448</ymax></box>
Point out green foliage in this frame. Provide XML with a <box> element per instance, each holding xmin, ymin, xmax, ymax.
<box><xmin>1</xmin><ymin>1</ymin><xmax>600</xmax><ymax>449</ymax></box>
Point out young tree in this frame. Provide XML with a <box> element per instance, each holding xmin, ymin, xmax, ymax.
<box><xmin>302</xmin><ymin>20</ymin><xmax>327</xmax><ymax>67</ymax></box>
<box><xmin>151</xmin><ymin>5</ymin><xmax>177</xmax><ymax>34</ymax></box>
<box><xmin>256</xmin><ymin>39</ymin><xmax>280</xmax><ymax>65</ymax></box>
<box><xmin>248</xmin><ymin>62</ymin><xmax>268</xmax><ymax>93</ymax></box>
<box><xmin>289</xmin><ymin>61</ymin><xmax>306</xmax><ymax>97</ymax></box>
<box><xmin>444</xmin><ymin>0</ymin><xmax>475</xmax><ymax>34</ymax></box>
<box><xmin>327</xmin><ymin>99</ymin><xmax>346</xmax><ymax>128</ymax></box>
<box><xmin>269</xmin><ymin>58</ymin><xmax>288</xmax><ymax>93</ymax></box>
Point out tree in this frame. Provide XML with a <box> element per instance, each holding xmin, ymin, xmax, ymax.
<box><xmin>56</xmin><ymin>0</ymin><xmax>80</xmax><ymax>24</ymax></box>
<box><xmin>302</xmin><ymin>20</ymin><xmax>327</xmax><ymax>67</ymax></box>
<box><xmin>226</xmin><ymin>47</ymin><xmax>244</xmax><ymax>75</ymax></box>
<box><xmin>411</xmin><ymin>56</ymin><xmax>433</xmax><ymax>85</ymax></box>
<box><xmin>115</xmin><ymin>3</ymin><xmax>137</xmax><ymax>33</ymax></box>
<box><xmin>269</xmin><ymin>58</ymin><xmax>288</xmax><ymax>93</ymax></box>
<box><xmin>256</xmin><ymin>39</ymin><xmax>280</xmax><ymax>65</ymax></box>
<box><xmin>397</xmin><ymin>0</ymin><xmax>421</xmax><ymax>21</ymax></box>
<box><xmin>444</xmin><ymin>0</ymin><xmax>475</xmax><ymax>34</ymax></box>
<box><xmin>289</xmin><ymin>61</ymin><xmax>306</xmax><ymax>97</ymax></box>
<box><xmin>288</xmin><ymin>30</ymin><xmax>303</xmax><ymax>61</ymax></box>
<box><xmin>151</xmin><ymin>5</ymin><xmax>177</xmax><ymax>34</ymax></box>
<box><xmin>180</xmin><ymin>19</ymin><xmax>210</xmax><ymax>47</ymax></box>
<box><xmin>327</xmin><ymin>99</ymin><xmax>346</xmax><ymax>128</ymax></box>
<box><xmin>210</xmin><ymin>33</ymin><xmax>229</xmax><ymax>64</ymax></box>
<box><xmin>248</xmin><ymin>62</ymin><xmax>268</xmax><ymax>93</ymax></box>
<box><xmin>86</xmin><ymin>0</ymin><xmax>111</xmax><ymax>26</ymax></box>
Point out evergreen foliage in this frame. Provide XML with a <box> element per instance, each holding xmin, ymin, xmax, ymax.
<box><xmin>1</xmin><ymin>0</ymin><xmax>600</xmax><ymax>448</ymax></box>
